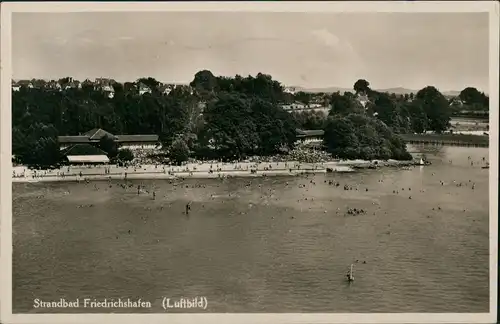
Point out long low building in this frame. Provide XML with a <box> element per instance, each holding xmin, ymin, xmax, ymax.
<box><xmin>66</xmin><ymin>155</ymin><xmax>110</xmax><ymax>164</ymax></box>
<box><xmin>296</xmin><ymin>128</ymin><xmax>324</xmax><ymax>143</ymax></box>
<box><xmin>61</xmin><ymin>143</ymin><xmax>111</xmax><ymax>165</ymax></box>
<box><xmin>58</xmin><ymin>128</ymin><xmax>160</xmax><ymax>150</ymax></box>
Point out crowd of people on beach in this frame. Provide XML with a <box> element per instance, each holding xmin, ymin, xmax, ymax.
<box><xmin>12</xmin><ymin>146</ymin><xmax>336</xmax><ymax>182</ymax></box>
<box><xmin>11</xmin><ymin>141</ymin><xmax>489</xmax><ymax>185</ymax></box>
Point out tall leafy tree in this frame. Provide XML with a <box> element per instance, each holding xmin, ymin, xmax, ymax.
<box><xmin>323</xmin><ymin>113</ymin><xmax>412</xmax><ymax>161</ymax></box>
<box><xmin>329</xmin><ymin>92</ymin><xmax>363</xmax><ymax>116</ymax></box>
<box><xmin>190</xmin><ymin>70</ymin><xmax>218</xmax><ymax>93</ymax></box>
<box><xmin>459</xmin><ymin>87</ymin><xmax>485</xmax><ymax>105</ymax></box>
<box><xmin>459</xmin><ymin>87</ymin><xmax>489</xmax><ymax>111</ymax></box>
<box><xmin>99</xmin><ymin>135</ymin><xmax>119</xmax><ymax>158</ymax></box>
<box><xmin>353</xmin><ymin>79</ymin><xmax>371</xmax><ymax>94</ymax></box>
<box><xmin>169</xmin><ymin>137</ymin><xmax>190</xmax><ymax>165</ymax></box>
<box><xmin>415</xmin><ymin>86</ymin><xmax>451</xmax><ymax>133</ymax></box>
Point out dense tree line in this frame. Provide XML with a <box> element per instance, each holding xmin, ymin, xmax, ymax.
<box><xmin>12</xmin><ymin>72</ymin><xmax>298</xmax><ymax>166</ymax></box>
<box><xmin>448</xmin><ymin>87</ymin><xmax>489</xmax><ymax>118</ymax></box>
<box><xmin>323</xmin><ymin>113</ymin><xmax>412</xmax><ymax>161</ymax></box>
<box><xmin>291</xmin><ymin>110</ymin><xmax>327</xmax><ymax>130</ymax></box>
<box><xmin>12</xmin><ymin>71</ymin><xmax>484</xmax><ymax>167</ymax></box>
<box><xmin>293</xmin><ymin>80</ymin><xmax>488</xmax><ymax>135</ymax></box>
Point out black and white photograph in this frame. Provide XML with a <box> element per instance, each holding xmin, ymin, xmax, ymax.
<box><xmin>1</xmin><ymin>1</ymin><xmax>498</xmax><ymax>323</ymax></box>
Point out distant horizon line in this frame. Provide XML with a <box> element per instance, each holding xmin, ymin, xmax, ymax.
<box><xmin>11</xmin><ymin>76</ymin><xmax>486</xmax><ymax>95</ymax></box>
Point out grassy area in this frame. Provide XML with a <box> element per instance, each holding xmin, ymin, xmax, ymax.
<box><xmin>400</xmin><ymin>133</ymin><xmax>489</xmax><ymax>146</ymax></box>
<box><xmin>451</xmin><ymin>113</ymin><xmax>489</xmax><ymax>120</ymax></box>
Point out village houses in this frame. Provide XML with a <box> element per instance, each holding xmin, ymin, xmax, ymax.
<box><xmin>12</xmin><ymin>78</ymin><xmax>194</xmax><ymax>98</ymax></box>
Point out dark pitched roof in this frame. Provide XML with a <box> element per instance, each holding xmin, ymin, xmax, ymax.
<box><xmin>59</xmin><ymin>129</ymin><xmax>158</xmax><ymax>144</ymax></box>
<box><xmin>83</xmin><ymin>128</ymin><xmax>117</xmax><ymax>140</ymax></box>
<box><xmin>62</xmin><ymin>144</ymin><xmax>108</xmax><ymax>156</ymax></box>
<box><xmin>115</xmin><ymin>135</ymin><xmax>159</xmax><ymax>142</ymax></box>
<box><xmin>58</xmin><ymin>136</ymin><xmax>90</xmax><ymax>144</ymax></box>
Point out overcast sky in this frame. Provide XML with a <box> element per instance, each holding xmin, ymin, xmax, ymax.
<box><xmin>12</xmin><ymin>11</ymin><xmax>489</xmax><ymax>92</ymax></box>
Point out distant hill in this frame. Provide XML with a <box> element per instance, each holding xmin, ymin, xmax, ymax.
<box><xmin>294</xmin><ymin>86</ymin><xmax>461</xmax><ymax>97</ymax></box>
<box><xmin>294</xmin><ymin>86</ymin><xmax>351</xmax><ymax>94</ymax></box>
<box><xmin>441</xmin><ymin>90</ymin><xmax>461</xmax><ymax>97</ymax></box>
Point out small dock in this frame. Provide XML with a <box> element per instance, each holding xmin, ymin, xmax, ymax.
<box><xmin>400</xmin><ymin>134</ymin><xmax>489</xmax><ymax>148</ymax></box>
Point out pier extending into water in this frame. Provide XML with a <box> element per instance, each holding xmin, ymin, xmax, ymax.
<box><xmin>401</xmin><ymin>134</ymin><xmax>489</xmax><ymax>148</ymax></box>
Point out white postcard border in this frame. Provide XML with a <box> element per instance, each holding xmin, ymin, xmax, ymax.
<box><xmin>1</xmin><ymin>2</ymin><xmax>498</xmax><ymax>324</ymax></box>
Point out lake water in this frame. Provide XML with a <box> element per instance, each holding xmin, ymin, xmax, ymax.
<box><xmin>12</xmin><ymin>145</ymin><xmax>490</xmax><ymax>313</ymax></box>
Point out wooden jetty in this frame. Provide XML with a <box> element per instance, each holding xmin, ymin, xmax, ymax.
<box><xmin>400</xmin><ymin>134</ymin><xmax>489</xmax><ymax>148</ymax></box>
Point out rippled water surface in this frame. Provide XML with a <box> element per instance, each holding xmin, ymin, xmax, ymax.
<box><xmin>12</xmin><ymin>146</ymin><xmax>490</xmax><ymax>313</ymax></box>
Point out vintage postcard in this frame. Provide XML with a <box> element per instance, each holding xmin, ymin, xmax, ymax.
<box><xmin>1</xmin><ymin>1</ymin><xmax>498</xmax><ymax>324</ymax></box>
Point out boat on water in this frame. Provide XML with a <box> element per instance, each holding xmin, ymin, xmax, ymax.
<box><xmin>346</xmin><ymin>264</ymin><xmax>354</xmax><ymax>282</ymax></box>
<box><xmin>482</xmin><ymin>162</ymin><xmax>489</xmax><ymax>169</ymax></box>
<box><xmin>416</xmin><ymin>158</ymin><xmax>432</xmax><ymax>166</ymax></box>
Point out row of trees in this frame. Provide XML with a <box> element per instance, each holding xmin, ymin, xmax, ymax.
<box><xmin>12</xmin><ymin>73</ymin><xmax>299</xmax><ymax>166</ymax></box>
<box><xmin>13</xmin><ymin>71</ymin><xmax>479</xmax><ymax>167</ymax></box>
<box><xmin>324</xmin><ymin>113</ymin><xmax>412</xmax><ymax>161</ymax></box>
<box><xmin>293</xmin><ymin>80</ymin><xmax>488</xmax><ymax>134</ymax></box>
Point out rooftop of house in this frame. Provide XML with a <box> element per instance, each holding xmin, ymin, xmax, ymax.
<box><xmin>296</xmin><ymin>129</ymin><xmax>325</xmax><ymax>137</ymax></box>
<box><xmin>66</xmin><ymin>155</ymin><xmax>110</xmax><ymax>163</ymax></box>
<box><xmin>115</xmin><ymin>134</ymin><xmax>159</xmax><ymax>142</ymax></box>
<box><xmin>57</xmin><ymin>136</ymin><xmax>91</xmax><ymax>144</ymax></box>
<box><xmin>84</xmin><ymin>128</ymin><xmax>117</xmax><ymax>140</ymax></box>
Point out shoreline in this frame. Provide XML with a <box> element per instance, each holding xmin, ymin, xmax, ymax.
<box><xmin>400</xmin><ymin>133</ymin><xmax>489</xmax><ymax>147</ymax></box>
<box><xmin>12</xmin><ymin>159</ymin><xmax>422</xmax><ymax>184</ymax></box>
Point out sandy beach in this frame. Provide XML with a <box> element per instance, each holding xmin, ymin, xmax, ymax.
<box><xmin>12</xmin><ymin>159</ymin><xmax>421</xmax><ymax>183</ymax></box>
